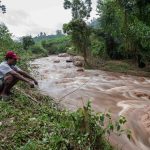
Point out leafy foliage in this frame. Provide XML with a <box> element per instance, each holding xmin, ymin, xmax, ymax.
<box><xmin>64</xmin><ymin>0</ymin><xmax>92</xmax><ymax>19</ymax></box>
<box><xmin>95</xmin><ymin>0</ymin><xmax>150</xmax><ymax>67</ymax></box>
<box><xmin>0</xmin><ymin>1</ymin><xmax>6</xmax><ymax>14</ymax></box>
<box><xmin>30</xmin><ymin>44</ymin><xmax>48</xmax><ymax>56</ymax></box>
<box><xmin>22</xmin><ymin>36</ymin><xmax>35</xmax><ymax>50</ymax></box>
<box><xmin>63</xmin><ymin>0</ymin><xmax>92</xmax><ymax>62</ymax></box>
<box><xmin>0</xmin><ymin>24</ymin><xmax>13</xmax><ymax>51</ymax></box>
<box><xmin>63</xmin><ymin>19</ymin><xmax>91</xmax><ymax>60</ymax></box>
<box><xmin>0</xmin><ymin>96</ymin><xmax>130</xmax><ymax>150</ymax></box>
<box><xmin>41</xmin><ymin>36</ymin><xmax>71</xmax><ymax>54</ymax></box>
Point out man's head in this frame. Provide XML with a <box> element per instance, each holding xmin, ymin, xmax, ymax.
<box><xmin>5</xmin><ymin>51</ymin><xmax>19</xmax><ymax>65</ymax></box>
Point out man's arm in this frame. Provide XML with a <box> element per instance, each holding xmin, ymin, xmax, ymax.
<box><xmin>10</xmin><ymin>70</ymin><xmax>35</xmax><ymax>87</ymax></box>
<box><xmin>17</xmin><ymin>70</ymin><xmax>38</xmax><ymax>85</ymax></box>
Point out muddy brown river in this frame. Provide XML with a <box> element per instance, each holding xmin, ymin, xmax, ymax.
<box><xmin>30</xmin><ymin>55</ymin><xmax>150</xmax><ymax>150</ymax></box>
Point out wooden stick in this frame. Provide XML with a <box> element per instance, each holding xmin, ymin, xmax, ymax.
<box><xmin>15</xmin><ymin>87</ymin><xmax>40</xmax><ymax>104</ymax></box>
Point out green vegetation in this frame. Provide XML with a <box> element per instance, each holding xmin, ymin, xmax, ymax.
<box><xmin>1</xmin><ymin>0</ymin><xmax>150</xmax><ymax>149</ymax></box>
<box><xmin>63</xmin><ymin>0</ymin><xmax>92</xmax><ymax>62</ymax></box>
<box><xmin>0</xmin><ymin>1</ymin><xmax>6</xmax><ymax>14</ymax></box>
<box><xmin>22</xmin><ymin>36</ymin><xmax>35</xmax><ymax>50</ymax></box>
<box><xmin>41</xmin><ymin>36</ymin><xmax>71</xmax><ymax>54</ymax></box>
<box><xmin>62</xmin><ymin>0</ymin><xmax>150</xmax><ymax>71</ymax></box>
<box><xmin>0</xmin><ymin>95</ymin><xmax>130</xmax><ymax>149</ymax></box>
<box><xmin>0</xmin><ymin>22</ymin><xmax>131</xmax><ymax>149</ymax></box>
<box><xmin>95</xmin><ymin>0</ymin><xmax>150</xmax><ymax>68</ymax></box>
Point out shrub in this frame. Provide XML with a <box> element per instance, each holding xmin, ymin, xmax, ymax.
<box><xmin>30</xmin><ymin>44</ymin><xmax>48</xmax><ymax>55</ymax></box>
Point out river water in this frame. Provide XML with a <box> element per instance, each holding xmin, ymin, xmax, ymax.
<box><xmin>30</xmin><ymin>55</ymin><xmax>150</xmax><ymax>150</ymax></box>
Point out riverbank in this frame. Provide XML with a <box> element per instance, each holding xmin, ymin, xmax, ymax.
<box><xmin>1</xmin><ymin>52</ymin><xmax>149</xmax><ymax>149</ymax></box>
<box><xmin>86</xmin><ymin>59</ymin><xmax>150</xmax><ymax>78</ymax></box>
<box><xmin>0</xmin><ymin>52</ymin><xmax>118</xmax><ymax>150</ymax></box>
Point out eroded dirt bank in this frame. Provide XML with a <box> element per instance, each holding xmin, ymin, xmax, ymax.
<box><xmin>30</xmin><ymin>55</ymin><xmax>150</xmax><ymax>150</ymax></box>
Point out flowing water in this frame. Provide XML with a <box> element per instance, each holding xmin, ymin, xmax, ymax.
<box><xmin>30</xmin><ymin>55</ymin><xmax>150</xmax><ymax>150</ymax></box>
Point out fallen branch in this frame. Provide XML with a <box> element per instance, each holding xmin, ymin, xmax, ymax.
<box><xmin>15</xmin><ymin>87</ymin><xmax>40</xmax><ymax>104</ymax></box>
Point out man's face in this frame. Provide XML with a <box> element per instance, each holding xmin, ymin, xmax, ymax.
<box><xmin>9</xmin><ymin>58</ymin><xmax>17</xmax><ymax>65</ymax></box>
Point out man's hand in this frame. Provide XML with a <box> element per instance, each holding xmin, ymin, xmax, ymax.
<box><xmin>29</xmin><ymin>81</ymin><xmax>35</xmax><ymax>88</ymax></box>
<box><xmin>33</xmin><ymin>79</ymin><xmax>38</xmax><ymax>85</ymax></box>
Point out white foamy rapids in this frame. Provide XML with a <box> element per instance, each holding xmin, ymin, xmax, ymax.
<box><xmin>117</xmin><ymin>100</ymin><xmax>147</xmax><ymax>116</ymax></box>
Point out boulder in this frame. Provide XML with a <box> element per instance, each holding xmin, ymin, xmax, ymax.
<box><xmin>74</xmin><ymin>61</ymin><xmax>83</xmax><ymax>67</ymax></box>
<box><xmin>53</xmin><ymin>59</ymin><xmax>60</xmax><ymax>63</ymax></box>
<box><xmin>73</xmin><ymin>56</ymin><xmax>84</xmax><ymax>62</ymax></box>
<box><xmin>66</xmin><ymin>57</ymin><xmax>73</xmax><ymax>63</ymax></box>
<box><xmin>73</xmin><ymin>56</ymin><xmax>85</xmax><ymax>67</ymax></box>
<box><xmin>77</xmin><ymin>68</ymin><xmax>84</xmax><ymax>72</ymax></box>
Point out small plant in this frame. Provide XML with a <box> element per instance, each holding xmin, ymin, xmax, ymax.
<box><xmin>49</xmin><ymin>101</ymin><xmax>131</xmax><ymax>150</ymax></box>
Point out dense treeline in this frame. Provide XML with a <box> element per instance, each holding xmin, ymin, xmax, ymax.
<box><xmin>96</xmin><ymin>0</ymin><xmax>150</xmax><ymax>68</ymax></box>
<box><xmin>63</xmin><ymin>0</ymin><xmax>150</xmax><ymax>68</ymax></box>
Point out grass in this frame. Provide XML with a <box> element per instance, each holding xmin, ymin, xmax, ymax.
<box><xmin>0</xmin><ymin>89</ymin><xmax>116</xmax><ymax>150</ymax></box>
<box><xmin>90</xmin><ymin>59</ymin><xmax>150</xmax><ymax>77</ymax></box>
<box><xmin>102</xmin><ymin>61</ymin><xmax>130</xmax><ymax>73</ymax></box>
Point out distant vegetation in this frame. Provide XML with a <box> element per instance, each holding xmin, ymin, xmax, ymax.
<box><xmin>33</xmin><ymin>30</ymin><xmax>64</xmax><ymax>42</ymax></box>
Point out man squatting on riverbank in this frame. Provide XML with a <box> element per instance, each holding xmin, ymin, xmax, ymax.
<box><xmin>0</xmin><ymin>51</ymin><xmax>38</xmax><ymax>99</ymax></box>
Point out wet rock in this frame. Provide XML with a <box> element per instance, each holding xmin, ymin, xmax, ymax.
<box><xmin>73</xmin><ymin>56</ymin><xmax>85</xmax><ymax>67</ymax></box>
<box><xmin>73</xmin><ymin>56</ymin><xmax>84</xmax><ymax>62</ymax></box>
<box><xmin>58</xmin><ymin>53</ymin><xmax>69</xmax><ymax>57</ymax></box>
<box><xmin>66</xmin><ymin>57</ymin><xmax>73</xmax><ymax>63</ymax></box>
<box><xmin>53</xmin><ymin>60</ymin><xmax>60</xmax><ymax>63</ymax></box>
<box><xmin>77</xmin><ymin>68</ymin><xmax>84</xmax><ymax>72</ymax></box>
<box><xmin>74</xmin><ymin>61</ymin><xmax>83</xmax><ymax>67</ymax></box>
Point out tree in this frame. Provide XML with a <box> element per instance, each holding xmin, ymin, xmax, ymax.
<box><xmin>63</xmin><ymin>0</ymin><xmax>92</xmax><ymax>62</ymax></box>
<box><xmin>56</xmin><ymin>30</ymin><xmax>63</xmax><ymax>36</ymax></box>
<box><xmin>0</xmin><ymin>1</ymin><xmax>6</xmax><ymax>13</ymax></box>
<box><xmin>22</xmin><ymin>36</ymin><xmax>35</xmax><ymax>50</ymax></box>
<box><xmin>96</xmin><ymin>0</ymin><xmax>150</xmax><ymax>67</ymax></box>
<box><xmin>63</xmin><ymin>19</ymin><xmax>91</xmax><ymax>60</ymax></box>
<box><xmin>0</xmin><ymin>23</ymin><xmax>13</xmax><ymax>51</ymax></box>
<box><xmin>96</xmin><ymin>0</ymin><xmax>124</xmax><ymax>59</ymax></box>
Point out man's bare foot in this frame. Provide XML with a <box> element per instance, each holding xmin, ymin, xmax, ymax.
<box><xmin>1</xmin><ymin>94</ymin><xmax>10</xmax><ymax>101</ymax></box>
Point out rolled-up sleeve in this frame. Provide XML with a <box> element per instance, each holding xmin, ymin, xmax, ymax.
<box><xmin>0</xmin><ymin>65</ymin><xmax>12</xmax><ymax>76</ymax></box>
<box><xmin>12</xmin><ymin>65</ymin><xmax>21</xmax><ymax>72</ymax></box>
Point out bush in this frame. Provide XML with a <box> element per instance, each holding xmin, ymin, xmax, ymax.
<box><xmin>67</xmin><ymin>46</ymin><xmax>77</xmax><ymax>55</ymax></box>
<box><xmin>30</xmin><ymin>44</ymin><xmax>48</xmax><ymax>55</ymax></box>
<box><xmin>48</xmin><ymin>101</ymin><xmax>130</xmax><ymax>150</ymax></box>
<box><xmin>41</xmin><ymin>36</ymin><xmax>71</xmax><ymax>54</ymax></box>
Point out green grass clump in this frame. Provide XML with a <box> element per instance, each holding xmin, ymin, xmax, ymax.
<box><xmin>103</xmin><ymin>61</ymin><xmax>130</xmax><ymax>73</ymax></box>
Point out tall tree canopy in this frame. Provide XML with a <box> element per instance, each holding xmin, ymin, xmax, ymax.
<box><xmin>0</xmin><ymin>24</ymin><xmax>13</xmax><ymax>51</ymax></box>
<box><xmin>0</xmin><ymin>1</ymin><xmax>6</xmax><ymax>13</ymax></box>
<box><xmin>96</xmin><ymin>0</ymin><xmax>150</xmax><ymax>67</ymax></box>
<box><xmin>63</xmin><ymin>0</ymin><xmax>92</xmax><ymax>62</ymax></box>
<box><xmin>22</xmin><ymin>36</ymin><xmax>35</xmax><ymax>50</ymax></box>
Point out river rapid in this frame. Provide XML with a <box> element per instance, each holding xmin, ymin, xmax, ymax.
<box><xmin>30</xmin><ymin>55</ymin><xmax>150</xmax><ymax>150</ymax></box>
